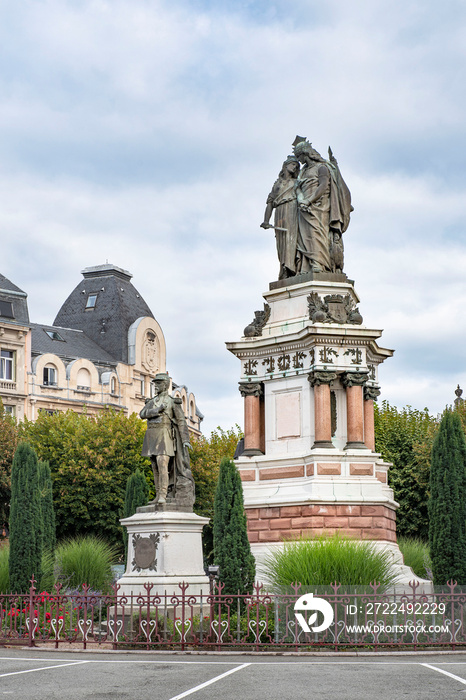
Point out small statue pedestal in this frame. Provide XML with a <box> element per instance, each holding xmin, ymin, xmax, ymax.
<box><xmin>117</xmin><ymin>503</ymin><xmax>210</xmax><ymax>598</ymax></box>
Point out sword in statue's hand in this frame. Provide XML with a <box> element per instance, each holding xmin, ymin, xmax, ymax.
<box><xmin>260</xmin><ymin>223</ymin><xmax>288</xmax><ymax>232</ymax></box>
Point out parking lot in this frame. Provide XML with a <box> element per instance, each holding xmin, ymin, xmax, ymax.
<box><xmin>2</xmin><ymin>649</ymin><xmax>466</xmax><ymax>699</ymax></box>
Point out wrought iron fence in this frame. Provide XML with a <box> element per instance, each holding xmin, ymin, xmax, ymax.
<box><xmin>1</xmin><ymin>579</ymin><xmax>465</xmax><ymax>651</ymax></box>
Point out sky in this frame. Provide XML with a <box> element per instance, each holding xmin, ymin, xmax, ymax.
<box><xmin>2</xmin><ymin>0</ymin><xmax>466</xmax><ymax>434</ymax></box>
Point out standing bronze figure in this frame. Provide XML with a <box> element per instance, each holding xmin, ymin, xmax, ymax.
<box><xmin>261</xmin><ymin>155</ymin><xmax>300</xmax><ymax>280</ymax></box>
<box><xmin>261</xmin><ymin>137</ymin><xmax>353</xmax><ymax>278</ymax></box>
<box><xmin>140</xmin><ymin>373</ymin><xmax>195</xmax><ymax>509</ymax></box>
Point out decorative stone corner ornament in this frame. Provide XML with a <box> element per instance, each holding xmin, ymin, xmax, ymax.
<box><xmin>364</xmin><ymin>386</ymin><xmax>381</xmax><ymax>402</ymax></box>
<box><xmin>244</xmin><ymin>304</ymin><xmax>271</xmax><ymax>337</ymax></box>
<box><xmin>239</xmin><ymin>382</ymin><xmax>263</xmax><ymax>398</ymax></box>
<box><xmin>340</xmin><ymin>371</ymin><xmax>369</xmax><ymax>388</ymax></box>
<box><xmin>131</xmin><ymin>533</ymin><xmax>160</xmax><ymax>572</ymax></box>
<box><xmin>308</xmin><ymin>370</ymin><xmax>337</xmax><ymax>387</ymax></box>
<box><xmin>308</xmin><ymin>292</ymin><xmax>363</xmax><ymax>325</ymax></box>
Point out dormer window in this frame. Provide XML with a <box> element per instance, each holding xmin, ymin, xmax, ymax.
<box><xmin>45</xmin><ymin>330</ymin><xmax>64</xmax><ymax>341</ymax></box>
<box><xmin>0</xmin><ymin>300</ymin><xmax>13</xmax><ymax>318</ymax></box>
<box><xmin>86</xmin><ymin>294</ymin><xmax>98</xmax><ymax>309</ymax></box>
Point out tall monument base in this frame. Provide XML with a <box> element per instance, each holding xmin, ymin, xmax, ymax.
<box><xmin>117</xmin><ymin>507</ymin><xmax>210</xmax><ymax>597</ymax></box>
<box><xmin>227</xmin><ymin>272</ymin><xmax>430</xmax><ymax>589</ymax></box>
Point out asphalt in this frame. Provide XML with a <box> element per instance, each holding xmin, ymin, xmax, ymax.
<box><xmin>2</xmin><ymin>648</ymin><xmax>466</xmax><ymax>699</ymax></box>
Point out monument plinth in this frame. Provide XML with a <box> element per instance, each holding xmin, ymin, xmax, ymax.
<box><xmin>227</xmin><ymin>136</ymin><xmax>424</xmax><ymax>586</ymax></box>
<box><xmin>117</xmin><ymin>509</ymin><xmax>209</xmax><ymax>598</ymax></box>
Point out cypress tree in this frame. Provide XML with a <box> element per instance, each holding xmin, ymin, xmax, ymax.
<box><xmin>429</xmin><ymin>410</ymin><xmax>466</xmax><ymax>585</ymax></box>
<box><xmin>9</xmin><ymin>443</ymin><xmax>42</xmax><ymax>592</ymax></box>
<box><xmin>213</xmin><ymin>457</ymin><xmax>255</xmax><ymax>595</ymax></box>
<box><xmin>122</xmin><ymin>469</ymin><xmax>149</xmax><ymax>558</ymax></box>
<box><xmin>38</xmin><ymin>460</ymin><xmax>56</xmax><ymax>553</ymax></box>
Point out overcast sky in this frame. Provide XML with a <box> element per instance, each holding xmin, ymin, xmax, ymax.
<box><xmin>2</xmin><ymin>0</ymin><xmax>466</xmax><ymax>434</ymax></box>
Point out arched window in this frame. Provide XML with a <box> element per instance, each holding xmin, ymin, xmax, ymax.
<box><xmin>111</xmin><ymin>377</ymin><xmax>116</xmax><ymax>394</ymax></box>
<box><xmin>43</xmin><ymin>364</ymin><xmax>57</xmax><ymax>386</ymax></box>
<box><xmin>77</xmin><ymin>367</ymin><xmax>91</xmax><ymax>390</ymax></box>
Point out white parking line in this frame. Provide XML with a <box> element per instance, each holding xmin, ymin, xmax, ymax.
<box><xmin>0</xmin><ymin>661</ymin><xmax>90</xmax><ymax>679</ymax></box>
<box><xmin>167</xmin><ymin>663</ymin><xmax>251</xmax><ymax>700</ymax></box>
<box><xmin>421</xmin><ymin>663</ymin><xmax>466</xmax><ymax>686</ymax></box>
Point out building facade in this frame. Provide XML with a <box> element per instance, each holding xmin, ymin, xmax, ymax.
<box><xmin>0</xmin><ymin>265</ymin><xmax>202</xmax><ymax>434</ymax></box>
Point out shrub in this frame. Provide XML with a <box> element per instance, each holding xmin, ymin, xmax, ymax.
<box><xmin>263</xmin><ymin>534</ymin><xmax>399</xmax><ymax>589</ymax></box>
<box><xmin>213</xmin><ymin>457</ymin><xmax>255</xmax><ymax>596</ymax></box>
<box><xmin>9</xmin><ymin>443</ymin><xmax>42</xmax><ymax>592</ymax></box>
<box><xmin>429</xmin><ymin>410</ymin><xmax>466</xmax><ymax>585</ymax></box>
<box><xmin>0</xmin><ymin>544</ymin><xmax>9</xmax><ymax>593</ymax></box>
<box><xmin>398</xmin><ymin>537</ymin><xmax>432</xmax><ymax>580</ymax></box>
<box><xmin>54</xmin><ymin>536</ymin><xmax>118</xmax><ymax>593</ymax></box>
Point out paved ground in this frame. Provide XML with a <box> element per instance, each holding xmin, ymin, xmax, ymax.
<box><xmin>3</xmin><ymin>648</ymin><xmax>466</xmax><ymax>699</ymax></box>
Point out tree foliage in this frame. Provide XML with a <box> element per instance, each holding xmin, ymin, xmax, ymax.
<box><xmin>122</xmin><ymin>468</ymin><xmax>149</xmax><ymax>558</ymax></box>
<box><xmin>189</xmin><ymin>425</ymin><xmax>242</xmax><ymax>562</ymax></box>
<box><xmin>213</xmin><ymin>457</ymin><xmax>255</xmax><ymax>595</ymax></box>
<box><xmin>38</xmin><ymin>460</ymin><xmax>56</xmax><ymax>554</ymax></box>
<box><xmin>20</xmin><ymin>409</ymin><xmax>151</xmax><ymax>554</ymax></box>
<box><xmin>429</xmin><ymin>410</ymin><xmax>466</xmax><ymax>585</ymax></box>
<box><xmin>9</xmin><ymin>443</ymin><xmax>42</xmax><ymax>592</ymax></box>
<box><xmin>0</xmin><ymin>400</ymin><xmax>19</xmax><ymax>530</ymax></box>
<box><xmin>374</xmin><ymin>401</ymin><xmax>438</xmax><ymax>540</ymax></box>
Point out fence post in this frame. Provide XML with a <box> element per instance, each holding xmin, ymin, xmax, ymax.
<box><xmin>28</xmin><ymin>576</ymin><xmax>36</xmax><ymax>648</ymax></box>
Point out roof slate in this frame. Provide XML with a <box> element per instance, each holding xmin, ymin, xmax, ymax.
<box><xmin>0</xmin><ymin>273</ymin><xmax>29</xmax><ymax>324</ymax></box>
<box><xmin>30</xmin><ymin>323</ymin><xmax>116</xmax><ymax>364</ymax></box>
<box><xmin>53</xmin><ymin>265</ymin><xmax>154</xmax><ymax>363</ymax></box>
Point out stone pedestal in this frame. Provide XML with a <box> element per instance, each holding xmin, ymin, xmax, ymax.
<box><xmin>227</xmin><ymin>271</ymin><xmax>422</xmax><ymax>584</ymax></box>
<box><xmin>117</xmin><ymin>507</ymin><xmax>210</xmax><ymax>597</ymax></box>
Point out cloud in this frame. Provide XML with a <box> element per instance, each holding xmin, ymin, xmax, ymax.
<box><xmin>1</xmin><ymin>0</ymin><xmax>466</xmax><ymax>431</ymax></box>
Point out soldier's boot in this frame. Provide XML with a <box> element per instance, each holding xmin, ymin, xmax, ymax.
<box><xmin>158</xmin><ymin>470</ymin><xmax>169</xmax><ymax>505</ymax></box>
<box><xmin>149</xmin><ymin>467</ymin><xmax>159</xmax><ymax>504</ymax></box>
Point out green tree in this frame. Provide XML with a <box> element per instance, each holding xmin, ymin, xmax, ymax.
<box><xmin>189</xmin><ymin>425</ymin><xmax>242</xmax><ymax>562</ymax></box>
<box><xmin>374</xmin><ymin>401</ymin><xmax>437</xmax><ymax>539</ymax></box>
<box><xmin>0</xmin><ymin>400</ymin><xmax>19</xmax><ymax>532</ymax></box>
<box><xmin>20</xmin><ymin>409</ymin><xmax>151</xmax><ymax>554</ymax></box>
<box><xmin>122</xmin><ymin>468</ymin><xmax>149</xmax><ymax>558</ymax></box>
<box><xmin>213</xmin><ymin>457</ymin><xmax>255</xmax><ymax>595</ymax></box>
<box><xmin>429</xmin><ymin>410</ymin><xmax>466</xmax><ymax>585</ymax></box>
<box><xmin>38</xmin><ymin>461</ymin><xmax>56</xmax><ymax>553</ymax></box>
<box><xmin>9</xmin><ymin>443</ymin><xmax>42</xmax><ymax>592</ymax></box>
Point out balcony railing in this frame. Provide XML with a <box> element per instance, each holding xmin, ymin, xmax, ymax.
<box><xmin>0</xmin><ymin>380</ymin><xmax>16</xmax><ymax>391</ymax></box>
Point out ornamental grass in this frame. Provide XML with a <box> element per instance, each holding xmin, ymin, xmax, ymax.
<box><xmin>263</xmin><ymin>533</ymin><xmax>399</xmax><ymax>590</ymax></box>
<box><xmin>398</xmin><ymin>537</ymin><xmax>432</xmax><ymax>580</ymax></box>
<box><xmin>54</xmin><ymin>536</ymin><xmax>118</xmax><ymax>593</ymax></box>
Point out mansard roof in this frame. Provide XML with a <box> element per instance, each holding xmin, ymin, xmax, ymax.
<box><xmin>53</xmin><ymin>264</ymin><xmax>154</xmax><ymax>363</ymax></box>
<box><xmin>0</xmin><ymin>273</ymin><xmax>29</xmax><ymax>325</ymax></box>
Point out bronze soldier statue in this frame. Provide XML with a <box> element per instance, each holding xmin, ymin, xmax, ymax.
<box><xmin>140</xmin><ymin>373</ymin><xmax>195</xmax><ymax>509</ymax></box>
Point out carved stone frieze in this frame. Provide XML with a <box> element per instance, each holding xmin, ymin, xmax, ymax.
<box><xmin>343</xmin><ymin>348</ymin><xmax>363</xmax><ymax>365</ymax></box>
<box><xmin>308</xmin><ymin>370</ymin><xmax>337</xmax><ymax>387</ymax></box>
<box><xmin>277</xmin><ymin>354</ymin><xmax>290</xmax><ymax>371</ymax></box>
<box><xmin>340</xmin><ymin>371</ymin><xmax>369</xmax><ymax>388</ymax></box>
<box><xmin>244</xmin><ymin>304</ymin><xmax>271</xmax><ymax>337</ymax></box>
<box><xmin>239</xmin><ymin>382</ymin><xmax>263</xmax><ymax>398</ymax></box>
<box><xmin>364</xmin><ymin>385</ymin><xmax>381</xmax><ymax>402</ymax></box>
<box><xmin>319</xmin><ymin>346</ymin><xmax>338</xmax><ymax>364</ymax></box>
<box><xmin>308</xmin><ymin>292</ymin><xmax>363</xmax><ymax>325</ymax></box>
<box><xmin>292</xmin><ymin>351</ymin><xmax>306</xmax><ymax>369</ymax></box>
<box><xmin>243</xmin><ymin>359</ymin><xmax>258</xmax><ymax>376</ymax></box>
<box><xmin>262</xmin><ymin>357</ymin><xmax>275</xmax><ymax>374</ymax></box>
